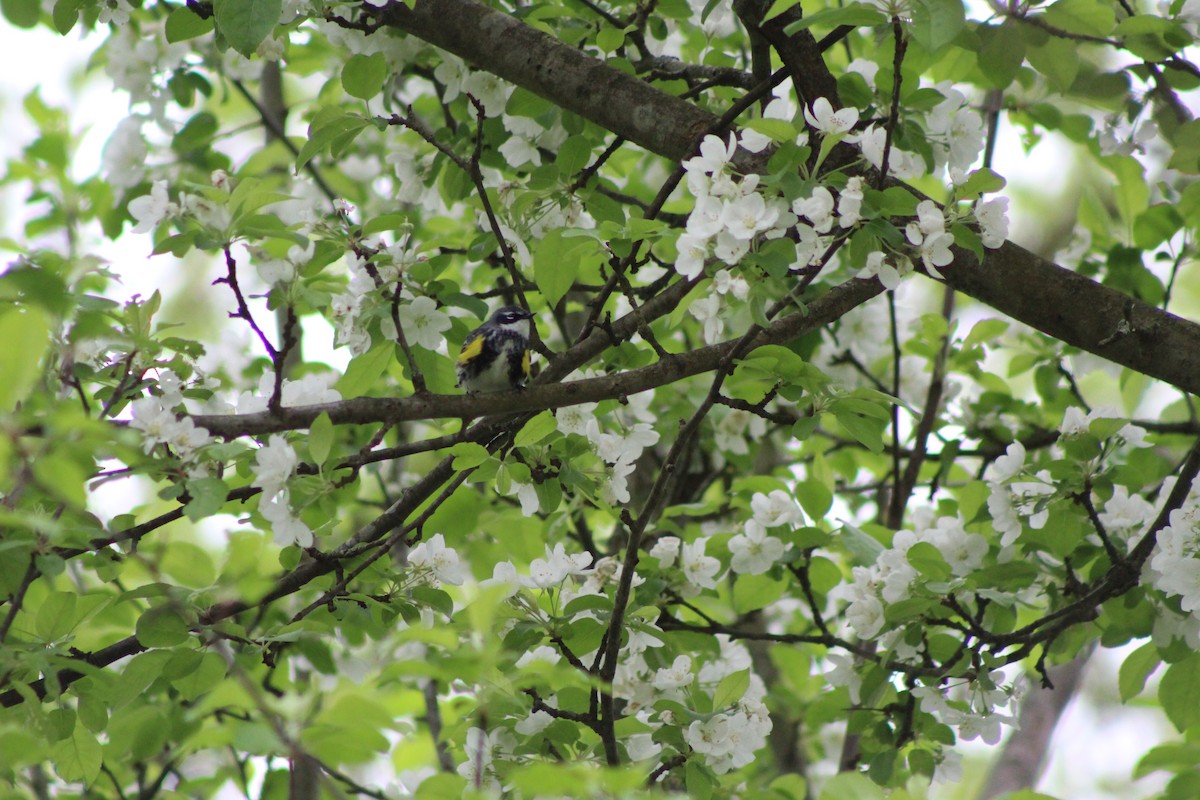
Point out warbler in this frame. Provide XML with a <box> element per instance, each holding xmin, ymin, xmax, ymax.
<box><xmin>456</xmin><ymin>306</ymin><xmax>535</xmax><ymax>393</ymax></box>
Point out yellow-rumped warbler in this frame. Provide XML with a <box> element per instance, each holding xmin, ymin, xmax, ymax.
<box><xmin>456</xmin><ymin>306</ymin><xmax>535</xmax><ymax>393</ymax></box>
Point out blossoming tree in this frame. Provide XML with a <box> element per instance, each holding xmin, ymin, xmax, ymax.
<box><xmin>2</xmin><ymin>0</ymin><xmax>1199</xmax><ymax>797</ymax></box>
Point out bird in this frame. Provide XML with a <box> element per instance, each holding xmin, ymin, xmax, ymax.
<box><xmin>455</xmin><ymin>306</ymin><xmax>535</xmax><ymax>393</ymax></box>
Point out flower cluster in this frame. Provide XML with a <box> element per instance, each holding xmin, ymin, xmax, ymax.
<box><xmin>330</xmin><ymin>236</ymin><xmax>448</xmax><ymax>356</ymax></box>
<box><xmin>252</xmin><ymin>435</ymin><xmax>312</xmax><ymax>548</ymax></box>
<box><xmin>727</xmin><ymin>490</ymin><xmax>803</xmax><ymax>575</ymax></box>
<box><xmin>554</xmin><ymin>386</ymin><xmax>661</xmax><ymax>506</ymax></box>
<box><xmin>129</xmin><ymin>395</ymin><xmax>213</xmax><ymax>463</ymax></box>
<box><xmin>832</xmin><ymin>512</ymin><xmax>988</xmax><ymax>640</ymax></box>
<box><xmin>675</xmin><ymin>133</ymin><xmax>792</xmax><ymax>278</ymax></box>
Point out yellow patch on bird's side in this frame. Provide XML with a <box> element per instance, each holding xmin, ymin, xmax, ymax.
<box><xmin>457</xmin><ymin>332</ymin><xmax>485</xmax><ymax>365</ymax></box>
<box><xmin>521</xmin><ymin>348</ymin><xmax>530</xmax><ymax>378</ymax></box>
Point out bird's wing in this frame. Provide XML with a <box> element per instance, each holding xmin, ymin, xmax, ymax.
<box><xmin>457</xmin><ymin>330</ymin><xmax>486</xmax><ymax>366</ymax></box>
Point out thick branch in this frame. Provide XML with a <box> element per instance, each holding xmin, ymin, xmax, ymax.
<box><xmin>190</xmin><ymin>277</ymin><xmax>884</xmax><ymax>438</ymax></box>
<box><xmin>373</xmin><ymin>1</ymin><xmax>716</xmax><ymax>161</ymax></box>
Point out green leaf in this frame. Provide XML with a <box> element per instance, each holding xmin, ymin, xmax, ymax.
<box><xmin>1167</xmin><ymin>120</ymin><xmax>1200</xmax><ymax>175</ymax></box>
<box><xmin>35</xmin><ymin>591</ymin><xmax>77</xmax><ymax>642</ymax></box>
<box><xmin>52</xmin><ymin>0</ymin><xmax>86</xmax><ymax>34</ymax></box>
<box><xmin>51</xmin><ymin>724</ymin><xmax>102</xmax><ymax>784</ymax></box>
<box><xmin>733</xmin><ymin>573</ymin><xmax>787</xmax><ymax>613</ymax></box>
<box><xmin>296</xmin><ymin>109</ymin><xmax>371</xmax><ymax>172</ymax></box>
<box><xmin>1041</xmin><ymin>0</ymin><xmax>1115</xmax><ymax>37</ymax></box>
<box><xmin>838</xmin><ymin>522</ymin><xmax>886</xmax><ymax>564</ymax></box>
<box><xmin>742</xmin><ymin>117</ymin><xmax>798</xmax><ymax>143</ymax></box>
<box><xmin>783</xmin><ymin>3</ymin><xmax>884</xmax><ymax>34</ymax></box>
<box><xmin>685</xmin><ymin>759</ymin><xmax>715</xmax><ymax>800</ymax></box>
<box><xmin>595</xmin><ymin>25</ymin><xmax>625</xmax><ymax>53</ymax></box>
<box><xmin>184</xmin><ymin>477</ymin><xmax>230</xmax><ymax>522</ymax></box>
<box><xmin>338</xmin><ymin>344</ymin><xmax>392</xmax><ymax>397</ymax></box>
<box><xmin>160</xmin><ymin>541</ymin><xmax>217</xmax><ymax>589</ymax></box>
<box><xmin>450</xmin><ymin>442</ymin><xmax>491</xmax><ymax>470</ymax></box>
<box><xmin>956</xmin><ymin>168</ymin><xmax>1007</xmax><ymax>201</ymax></box>
<box><xmin>343</xmin><ymin>53</ymin><xmax>389</xmax><ymax>100</ymax></box>
<box><xmin>515</xmin><ymin>411</ymin><xmax>558</xmax><ymax>447</ymax></box>
<box><xmin>213</xmin><ymin>0</ymin><xmax>283</xmax><ymax>57</ymax></box>
<box><xmin>963</xmin><ymin>318</ymin><xmax>1009</xmax><ymax>349</ymax></box>
<box><xmin>1133</xmin><ymin>204</ymin><xmax>1183</xmax><ymax>250</ymax></box>
<box><xmin>909</xmin><ymin>0</ymin><xmax>966</xmax><ymax>54</ymax></box>
<box><xmin>1119</xmin><ymin>641</ymin><xmax>1160</xmax><ymax>702</ymax></box>
<box><xmin>0</xmin><ymin>307</ymin><xmax>51</xmax><ymax>410</ymax></box>
<box><xmin>712</xmin><ymin>669</ymin><xmax>751</xmax><ymax>708</ymax></box>
<box><xmin>1159</xmin><ymin>653</ymin><xmax>1200</xmax><ymax>732</ymax></box>
<box><xmin>1</xmin><ymin>0</ymin><xmax>39</xmax><ymax>28</ymax></box>
<box><xmin>818</xmin><ymin>771</ymin><xmax>884</xmax><ymax>800</ymax></box>
<box><xmin>1026</xmin><ymin>35</ymin><xmax>1080</xmax><ymax>92</ymax></box>
<box><xmin>977</xmin><ymin>22</ymin><xmax>1026</xmax><ymax>89</ymax></box>
<box><xmin>829</xmin><ymin>407</ymin><xmax>886</xmax><ymax>453</ymax></box>
<box><xmin>533</xmin><ymin>229</ymin><xmax>587</xmax><ymax>308</ymax></box>
<box><xmin>794</xmin><ymin>479</ymin><xmax>832</xmax><ymax>520</ymax></box>
<box><xmin>135</xmin><ymin>606</ymin><xmax>191</xmax><ymax>648</ymax></box>
<box><xmin>906</xmin><ymin>541</ymin><xmax>951</xmax><ymax>581</ymax></box>
<box><xmin>308</xmin><ymin>412</ymin><xmax>335</xmax><ymax>465</ymax></box>
<box><xmin>555</xmin><ymin>136</ymin><xmax>593</xmax><ymax>179</ymax></box>
<box><xmin>166</xmin><ymin>5</ymin><xmax>213</xmax><ymax>42</ymax></box>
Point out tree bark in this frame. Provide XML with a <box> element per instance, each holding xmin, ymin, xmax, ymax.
<box><xmin>978</xmin><ymin>649</ymin><xmax>1094</xmax><ymax>799</ymax></box>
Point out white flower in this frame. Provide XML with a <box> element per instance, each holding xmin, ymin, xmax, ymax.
<box><xmin>824</xmin><ymin>653</ymin><xmax>863</xmax><ymax>704</ymax></box>
<box><xmin>499</xmin><ymin>134</ymin><xmax>540</xmax><ymax>167</ymax></box>
<box><xmin>1100</xmin><ymin>485</ymin><xmax>1154</xmax><ymax>533</ymax></box>
<box><xmin>556</xmin><ymin>401</ymin><xmax>598</xmax><ymax>436</ymax></box>
<box><xmin>652</xmin><ymin>655</ymin><xmax>693</xmax><ymax>692</ymax></box>
<box><xmin>461</xmin><ymin>71</ymin><xmax>513</xmax><ymax>116</ymax></box>
<box><xmin>925</xmin><ymin>516</ymin><xmax>988</xmax><ymax>575</ymax></box>
<box><xmin>684</xmin><ymin>133</ymin><xmax>738</xmax><ymax>177</ymax></box>
<box><xmin>1061</xmin><ymin>406</ymin><xmax>1089</xmax><ymax>436</ymax></box>
<box><xmin>103</xmin><ymin>116</ymin><xmax>148</xmax><ymax>189</ymax></box>
<box><xmin>514</xmin><ymin>646</ymin><xmax>559</xmax><ymax>668</ymax></box>
<box><xmin>433</xmin><ymin>54</ymin><xmax>468</xmax><ymax>101</ymax></box>
<box><xmin>976</xmin><ymin>196</ymin><xmax>1010</xmax><ymax>249</ymax></box>
<box><xmin>256</xmin><ymin>241</ymin><xmax>314</xmax><ymax>285</ymax></box>
<box><xmin>650</xmin><ymin>536</ymin><xmax>681</xmax><ymax>567</ymax></box>
<box><xmin>689</xmin><ymin>294</ymin><xmax>725</xmax><ymax>344</ymax></box>
<box><xmin>713</xmin><ymin>230</ymin><xmax>751</xmax><ymax>266</ymax></box>
<box><xmin>253</xmin><ymin>435</ymin><xmax>299</xmax><ymax>494</ymax></box>
<box><xmin>712</xmin><ymin>269</ymin><xmax>749</xmax><ymax>300</ymax></box>
<box><xmin>686</xmin><ymin>195</ymin><xmax>725</xmax><ymax>239</ymax></box>
<box><xmin>129</xmin><ymin>180</ymin><xmax>176</xmax><ymax>233</ymax></box>
<box><xmin>514</xmin><ymin>709</ymin><xmax>554</xmax><ymax>735</ymax></box>
<box><xmin>905</xmin><ymin>200</ymin><xmax>954</xmax><ymax>278</ymax></box>
<box><xmin>987</xmin><ymin>484</ymin><xmax>1022</xmax><ymax>546</ymax></box>
<box><xmin>740</xmin><ymin>97</ymin><xmax>794</xmax><ymax>153</ymax></box>
<box><xmin>408</xmin><ymin>533</ymin><xmax>466</xmax><ymax>587</ymax></box>
<box><xmin>728</xmin><ymin>526</ymin><xmax>787</xmax><ymax>574</ymax></box>
<box><xmin>674</xmin><ymin>232</ymin><xmax>709</xmax><ymax>279</ymax></box>
<box><xmin>857</xmin><ymin>250</ymin><xmax>907</xmax><ymax>290</ymax></box>
<box><xmin>989</xmin><ymin>441</ymin><xmax>1025</xmax><ymax>482</ymax></box>
<box><xmin>720</xmin><ymin>191</ymin><xmax>779</xmax><ymax>240</ymax></box>
<box><xmin>680</xmin><ymin>538</ymin><xmax>722</xmax><ymax>590</ymax></box>
<box><xmin>396</xmin><ymin>296</ymin><xmax>451</xmax><ymax>351</ymax></box>
<box><xmin>804</xmin><ymin>97</ymin><xmax>859</xmax><ymax>136</ymax></box>
<box><xmin>856</xmin><ymin>124</ymin><xmax>924</xmax><ymax>179</ymax></box>
<box><xmin>793</xmin><ymin>186</ymin><xmax>835</xmax><ymax>233</ymax></box>
<box><xmin>508</xmin><ymin>480</ymin><xmax>540</xmax><ymax>516</ymax></box>
<box><xmin>838</xmin><ymin>176</ymin><xmax>865</xmax><ymax>228</ymax></box>
<box><xmin>259</xmin><ymin>490</ymin><xmax>313</xmax><ymax>548</ymax></box>
<box><xmin>527</xmin><ymin>543</ymin><xmax>592</xmax><ymax>588</ymax></box>
<box><xmin>751</xmin><ymin>490</ymin><xmax>805</xmax><ymax>528</ymax></box>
